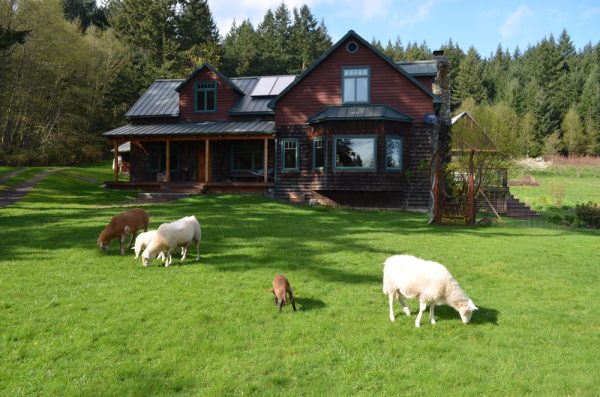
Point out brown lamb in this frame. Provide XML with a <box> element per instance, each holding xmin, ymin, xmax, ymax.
<box><xmin>97</xmin><ymin>208</ymin><xmax>149</xmax><ymax>255</ymax></box>
<box><xmin>272</xmin><ymin>274</ymin><xmax>296</xmax><ymax>312</ymax></box>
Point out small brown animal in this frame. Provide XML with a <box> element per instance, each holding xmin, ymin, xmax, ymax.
<box><xmin>97</xmin><ymin>208</ymin><xmax>149</xmax><ymax>255</ymax></box>
<box><xmin>272</xmin><ymin>275</ymin><xmax>296</xmax><ymax>312</ymax></box>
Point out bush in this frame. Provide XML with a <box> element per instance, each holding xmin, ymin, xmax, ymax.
<box><xmin>575</xmin><ymin>202</ymin><xmax>600</xmax><ymax>228</ymax></box>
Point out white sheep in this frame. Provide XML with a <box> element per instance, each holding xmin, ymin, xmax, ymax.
<box><xmin>141</xmin><ymin>216</ymin><xmax>201</xmax><ymax>267</ymax></box>
<box><xmin>383</xmin><ymin>255</ymin><xmax>478</xmax><ymax>327</ymax></box>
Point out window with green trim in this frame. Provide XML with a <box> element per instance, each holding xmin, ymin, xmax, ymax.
<box><xmin>385</xmin><ymin>136</ymin><xmax>403</xmax><ymax>171</ymax></box>
<box><xmin>334</xmin><ymin>137</ymin><xmax>376</xmax><ymax>170</ymax></box>
<box><xmin>195</xmin><ymin>81</ymin><xmax>217</xmax><ymax>112</ymax></box>
<box><xmin>313</xmin><ymin>138</ymin><xmax>325</xmax><ymax>169</ymax></box>
<box><xmin>343</xmin><ymin>67</ymin><xmax>369</xmax><ymax>103</ymax></box>
<box><xmin>282</xmin><ymin>140</ymin><xmax>299</xmax><ymax>171</ymax></box>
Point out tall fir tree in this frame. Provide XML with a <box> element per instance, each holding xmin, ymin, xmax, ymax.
<box><xmin>453</xmin><ymin>46</ymin><xmax>486</xmax><ymax>106</ymax></box>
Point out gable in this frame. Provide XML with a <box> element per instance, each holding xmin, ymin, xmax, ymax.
<box><xmin>177</xmin><ymin>66</ymin><xmax>243</xmax><ymax>122</ymax></box>
<box><xmin>274</xmin><ymin>34</ymin><xmax>435</xmax><ymax>125</ymax></box>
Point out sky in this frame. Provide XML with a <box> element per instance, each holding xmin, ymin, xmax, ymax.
<box><xmin>206</xmin><ymin>0</ymin><xmax>600</xmax><ymax>57</ymax></box>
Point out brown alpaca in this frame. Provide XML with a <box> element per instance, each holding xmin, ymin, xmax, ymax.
<box><xmin>272</xmin><ymin>275</ymin><xmax>296</xmax><ymax>312</ymax></box>
<box><xmin>97</xmin><ymin>208</ymin><xmax>149</xmax><ymax>255</ymax></box>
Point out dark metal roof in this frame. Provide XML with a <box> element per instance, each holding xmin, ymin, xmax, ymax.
<box><xmin>269</xmin><ymin>30</ymin><xmax>440</xmax><ymax>109</ymax></box>
<box><xmin>230</xmin><ymin>77</ymin><xmax>273</xmax><ymax>114</ymax></box>
<box><xmin>175</xmin><ymin>63</ymin><xmax>244</xmax><ymax>95</ymax></box>
<box><xmin>397</xmin><ymin>61</ymin><xmax>438</xmax><ymax>77</ymax></box>
<box><xmin>103</xmin><ymin>120</ymin><xmax>275</xmax><ymax>137</ymax></box>
<box><xmin>125</xmin><ymin>80</ymin><xmax>181</xmax><ymax>118</ymax></box>
<box><xmin>307</xmin><ymin>105</ymin><xmax>413</xmax><ymax>124</ymax></box>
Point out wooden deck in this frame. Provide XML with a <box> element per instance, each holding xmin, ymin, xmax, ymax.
<box><xmin>104</xmin><ymin>181</ymin><xmax>274</xmax><ymax>195</ymax></box>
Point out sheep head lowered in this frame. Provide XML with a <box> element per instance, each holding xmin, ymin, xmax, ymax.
<box><xmin>272</xmin><ymin>275</ymin><xmax>296</xmax><ymax>312</ymax></box>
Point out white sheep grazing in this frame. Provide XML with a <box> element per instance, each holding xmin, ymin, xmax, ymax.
<box><xmin>133</xmin><ymin>230</ymin><xmax>158</xmax><ymax>258</ymax></box>
<box><xmin>383</xmin><ymin>255</ymin><xmax>478</xmax><ymax>327</ymax></box>
<box><xmin>141</xmin><ymin>215</ymin><xmax>201</xmax><ymax>267</ymax></box>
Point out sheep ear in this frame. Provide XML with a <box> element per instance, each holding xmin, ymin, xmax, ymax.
<box><xmin>468</xmin><ymin>300</ymin><xmax>478</xmax><ymax>311</ymax></box>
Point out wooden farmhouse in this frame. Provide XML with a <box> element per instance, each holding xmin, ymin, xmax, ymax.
<box><xmin>104</xmin><ymin>30</ymin><xmax>449</xmax><ymax>209</ymax></box>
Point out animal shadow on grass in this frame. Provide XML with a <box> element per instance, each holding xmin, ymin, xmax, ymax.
<box><xmin>294</xmin><ymin>297</ymin><xmax>327</xmax><ymax>312</ymax></box>
<box><xmin>431</xmin><ymin>305</ymin><xmax>499</xmax><ymax>326</ymax></box>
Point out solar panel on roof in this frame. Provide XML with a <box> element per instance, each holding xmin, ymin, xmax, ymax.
<box><xmin>251</xmin><ymin>76</ymin><xmax>278</xmax><ymax>96</ymax></box>
<box><xmin>271</xmin><ymin>76</ymin><xmax>295</xmax><ymax>95</ymax></box>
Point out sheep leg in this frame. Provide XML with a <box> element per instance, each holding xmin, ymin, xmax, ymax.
<box><xmin>388</xmin><ymin>293</ymin><xmax>395</xmax><ymax>322</ymax></box>
<box><xmin>181</xmin><ymin>244</ymin><xmax>188</xmax><ymax>261</ymax></box>
<box><xmin>429</xmin><ymin>304</ymin><xmax>436</xmax><ymax>325</ymax></box>
<box><xmin>165</xmin><ymin>250</ymin><xmax>172</xmax><ymax>267</ymax></box>
<box><xmin>278</xmin><ymin>300</ymin><xmax>284</xmax><ymax>312</ymax></box>
<box><xmin>397</xmin><ymin>294</ymin><xmax>411</xmax><ymax>316</ymax></box>
<box><xmin>126</xmin><ymin>231</ymin><xmax>135</xmax><ymax>248</ymax></box>
<box><xmin>194</xmin><ymin>239</ymin><xmax>200</xmax><ymax>261</ymax></box>
<box><xmin>415</xmin><ymin>301</ymin><xmax>427</xmax><ymax>328</ymax></box>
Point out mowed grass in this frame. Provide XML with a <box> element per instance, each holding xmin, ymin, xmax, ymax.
<box><xmin>1</xmin><ymin>164</ymin><xmax>599</xmax><ymax>396</ymax></box>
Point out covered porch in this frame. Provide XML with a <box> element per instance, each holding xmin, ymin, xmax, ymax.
<box><xmin>103</xmin><ymin>121</ymin><xmax>276</xmax><ymax>194</ymax></box>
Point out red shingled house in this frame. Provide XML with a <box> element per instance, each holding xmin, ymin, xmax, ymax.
<box><xmin>104</xmin><ymin>30</ymin><xmax>446</xmax><ymax>209</ymax></box>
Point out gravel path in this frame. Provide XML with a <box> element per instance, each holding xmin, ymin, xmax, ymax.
<box><xmin>0</xmin><ymin>168</ymin><xmax>27</xmax><ymax>184</ymax></box>
<box><xmin>0</xmin><ymin>169</ymin><xmax>62</xmax><ymax>209</ymax></box>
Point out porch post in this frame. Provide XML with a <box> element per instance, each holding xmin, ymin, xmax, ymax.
<box><xmin>165</xmin><ymin>139</ymin><xmax>171</xmax><ymax>182</ymax></box>
<box><xmin>113</xmin><ymin>141</ymin><xmax>119</xmax><ymax>182</ymax></box>
<box><xmin>263</xmin><ymin>138</ymin><xmax>268</xmax><ymax>183</ymax></box>
<box><xmin>204</xmin><ymin>139</ymin><xmax>211</xmax><ymax>182</ymax></box>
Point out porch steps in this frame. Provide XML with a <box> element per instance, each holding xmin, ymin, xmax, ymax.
<box><xmin>505</xmin><ymin>194</ymin><xmax>540</xmax><ymax>219</ymax></box>
<box><xmin>138</xmin><ymin>192</ymin><xmax>196</xmax><ymax>200</ymax></box>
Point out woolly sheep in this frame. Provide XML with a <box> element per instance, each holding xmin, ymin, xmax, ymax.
<box><xmin>271</xmin><ymin>274</ymin><xmax>296</xmax><ymax>312</ymax></box>
<box><xmin>133</xmin><ymin>230</ymin><xmax>170</xmax><ymax>261</ymax></box>
<box><xmin>97</xmin><ymin>208</ymin><xmax>149</xmax><ymax>255</ymax></box>
<box><xmin>141</xmin><ymin>215</ymin><xmax>201</xmax><ymax>267</ymax></box>
<box><xmin>383</xmin><ymin>255</ymin><xmax>478</xmax><ymax>327</ymax></box>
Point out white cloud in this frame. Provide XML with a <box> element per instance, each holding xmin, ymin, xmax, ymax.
<box><xmin>582</xmin><ymin>7</ymin><xmax>600</xmax><ymax>19</ymax></box>
<box><xmin>207</xmin><ymin>0</ymin><xmax>319</xmax><ymax>37</ymax></box>
<box><xmin>500</xmin><ymin>5</ymin><xmax>532</xmax><ymax>38</ymax></box>
<box><xmin>392</xmin><ymin>0</ymin><xmax>437</xmax><ymax>28</ymax></box>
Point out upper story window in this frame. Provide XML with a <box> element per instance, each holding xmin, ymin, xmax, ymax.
<box><xmin>342</xmin><ymin>67</ymin><xmax>369</xmax><ymax>103</ymax></box>
<box><xmin>195</xmin><ymin>81</ymin><xmax>217</xmax><ymax>112</ymax></box>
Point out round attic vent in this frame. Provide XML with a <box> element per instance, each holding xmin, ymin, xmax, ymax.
<box><xmin>346</xmin><ymin>41</ymin><xmax>358</xmax><ymax>53</ymax></box>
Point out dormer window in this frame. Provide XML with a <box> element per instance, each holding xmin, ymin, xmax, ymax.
<box><xmin>342</xmin><ymin>67</ymin><xmax>369</xmax><ymax>103</ymax></box>
<box><xmin>195</xmin><ymin>81</ymin><xmax>217</xmax><ymax>112</ymax></box>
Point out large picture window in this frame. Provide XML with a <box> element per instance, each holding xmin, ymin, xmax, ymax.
<box><xmin>313</xmin><ymin>138</ymin><xmax>325</xmax><ymax>169</ymax></box>
<box><xmin>385</xmin><ymin>136</ymin><xmax>403</xmax><ymax>171</ymax></box>
<box><xmin>334</xmin><ymin>137</ymin><xmax>376</xmax><ymax>170</ymax></box>
<box><xmin>343</xmin><ymin>67</ymin><xmax>369</xmax><ymax>103</ymax></box>
<box><xmin>282</xmin><ymin>140</ymin><xmax>299</xmax><ymax>171</ymax></box>
<box><xmin>232</xmin><ymin>143</ymin><xmax>263</xmax><ymax>170</ymax></box>
<box><xmin>195</xmin><ymin>81</ymin><xmax>217</xmax><ymax>112</ymax></box>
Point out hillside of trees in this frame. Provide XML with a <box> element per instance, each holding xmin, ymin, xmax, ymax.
<box><xmin>0</xmin><ymin>0</ymin><xmax>599</xmax><ymax>165</ymax></box>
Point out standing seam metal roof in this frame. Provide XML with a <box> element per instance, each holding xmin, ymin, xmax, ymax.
<box><xmin>103</xmin><ymin>120</ymin><xmax>275</xmax><ymax>137</ymax></box>
<box><xmin>125</xmin><ymin>80</ymin><xmax>181</xmax><ymax>118</ymax></box>
<box><xmin>307</xmin><ymin>105</ymin><xmax>413</xmax><ymax>124</ymax></box>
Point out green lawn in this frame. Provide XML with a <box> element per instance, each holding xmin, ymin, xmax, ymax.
<box><xmin>1</xmin><ymin>164</ymin><xmax>599</xmax><ymax>396</ymax></box>
<box><xmin>0</xmin><ymin>167</ymin><xmax>48</xmax><ymax>191</ymax></box>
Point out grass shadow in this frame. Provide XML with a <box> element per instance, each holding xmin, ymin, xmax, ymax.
<box><xmin>295</xmin><ymin>297</ymin><xmax>327</xmax><ymax>312</ymax></box>
<box><xmin>432</xmin><ymin>305</ymin><xmax>499</xmax><ymax>326</ymax></box>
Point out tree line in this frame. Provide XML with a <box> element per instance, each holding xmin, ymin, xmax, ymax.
<box><xmin>0</xmin><ymin>0</ymin><xmax>599</xmax><ymax>165</ymax></box>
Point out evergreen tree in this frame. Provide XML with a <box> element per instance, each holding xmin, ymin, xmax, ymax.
<box><xmin>176</xmin><ymin>0</ymin><xmax>221</xmax><ymax>72</ymax></box>
<box><xmin>61</xmin><ymin>0</ymin><xmax>108</xmax><ymax>32</ymax></box>
<box><xmin>290</xmin><ymin>5</ymin><xmax>330</xmax><ymax>73</ymax></box>
<box><xmin>453</xmin><ymin>46</ymin><xmax>486</xmax><ymax>105</ymax></box>
<box><xmin>221</xmin><ymin>19</ymin><xmax>258</xmax><ymax>76</ymax></box>
<box><xmin>585</xmin><ymin>116</ymin><xmax>600</xmax><ymax>155</ymax></box>
<box><xmin>519</xmin><ymin>111</ymin><xmax>540</xmax><ymax>157</ymax></box>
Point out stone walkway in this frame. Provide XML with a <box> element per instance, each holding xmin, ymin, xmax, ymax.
<box><xmin>0</xmin><ymin>169</ymin><xmax>62</xmax><ymax>209</ymax></box>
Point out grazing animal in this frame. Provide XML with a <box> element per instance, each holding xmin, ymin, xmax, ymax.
<box><xmin>97</xmin><ymin>208</ymin><xmax>149</xmax><ymax>255</ymax></box>
<box><xmin>133</xmin><ymin>230</ymin><xmax>169</xmax><ymax>261</ymax></box>
<box><xmin>141</xmin><ymin>215</ymin><xmax>201</xmax><ymax>267</ymax></box>
<box><xmin>382</xmin><ymin>255</ymin><xmax>477</xmax><ymax>327</ymax></box>
<box><xmin>272</xmin><ymin>275</ymin><xmax>296</xmax><ymax>312</ymax></box>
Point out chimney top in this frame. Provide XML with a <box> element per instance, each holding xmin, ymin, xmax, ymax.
<box><xmin>433</xmin><ymin>50</ymin><xmax>445</xmax><ymax>56</ymax></box>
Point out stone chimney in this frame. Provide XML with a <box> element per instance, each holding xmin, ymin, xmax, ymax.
<box><xmin>432</xmin><ymin>50</ymin><xmax>451</xmax><ymax>127</ymax></box>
